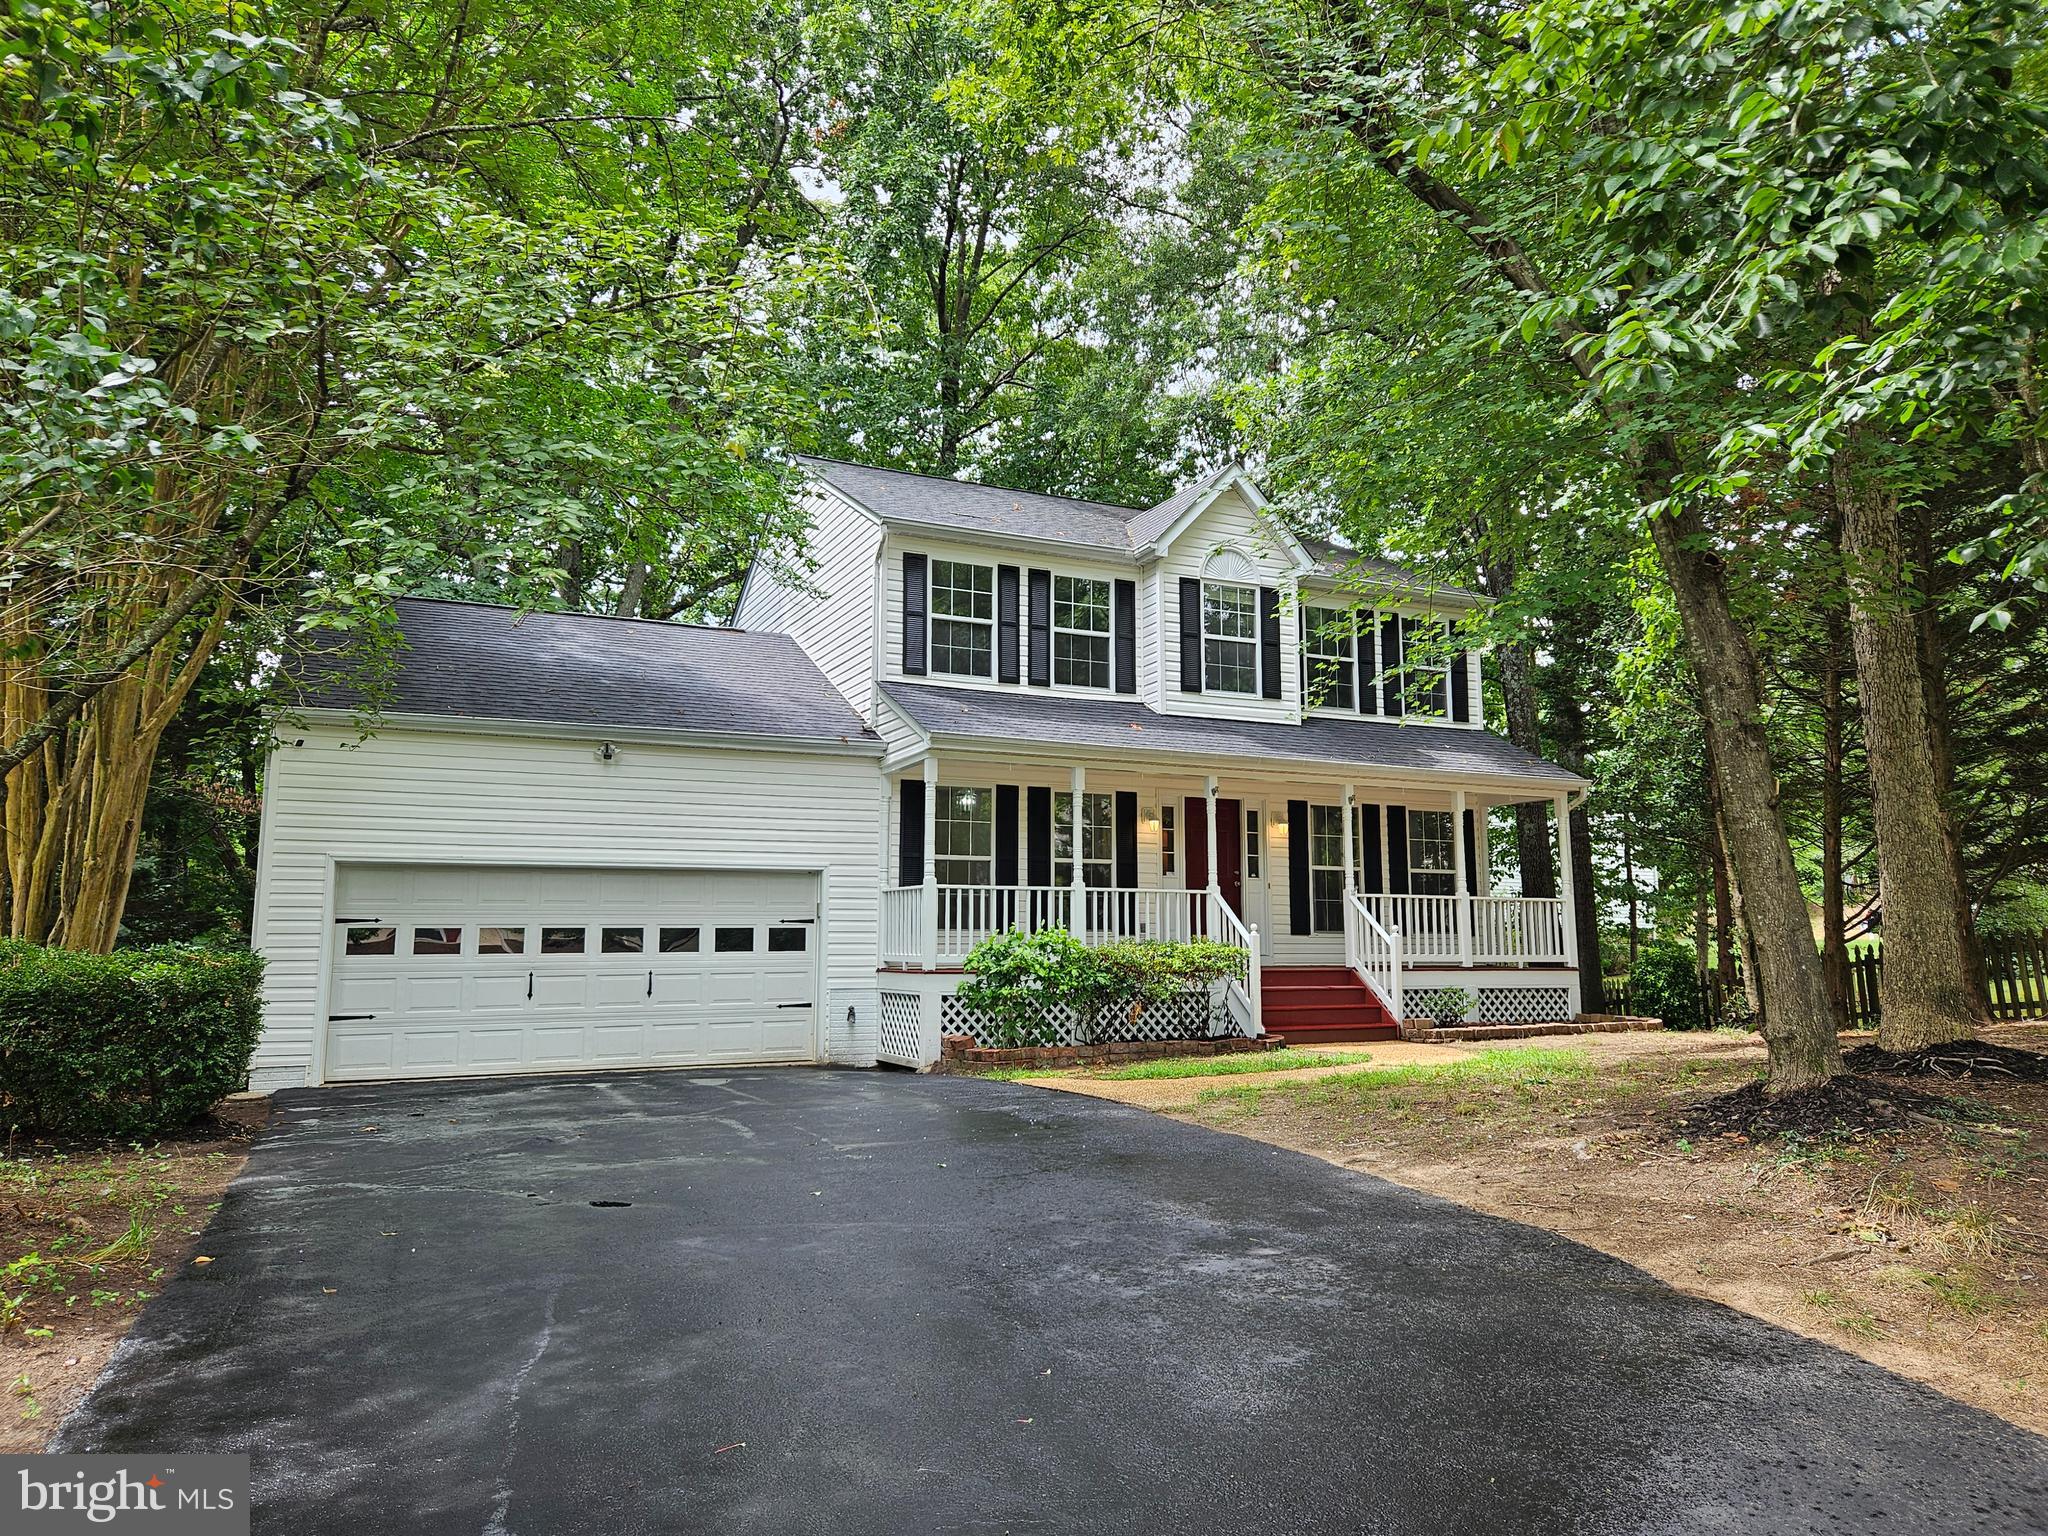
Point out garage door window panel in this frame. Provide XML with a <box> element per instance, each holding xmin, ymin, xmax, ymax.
<box><xmin>768</xmin><ymin>927</ymin><xmax>808</xmax><ymax>953</ymax></box>
<box><xmin>601</xmin><ymin>927</ymin><xmax>645</xmax><ymax>954</ymax></box>
<box><xmin>346</xmin><ymin>926</ymin><xmax>396</xmax><ymax>956</ymax></box>
<box><xmin>659</xmin><ymin>927</ymin><xmax>700</xmax><ymax>954</ymax></box>
<box><xmin>413</xmin><ymin>926</ymin><xmax>462</xmax><ymax>956</ymax></box>
<box><xmin>478</xmin><ymin>926</ymin><xmax>526</xmax><ymax>955</ymax></box>
<box><xmin>541</xmin><ymin>927</ymin><xmax>586</xmax><ymax>954</ymax></box>
<box><xmin>715</xmin><ymin>927</ymin><xmax>756</xmax><ymax>953</ymax></box>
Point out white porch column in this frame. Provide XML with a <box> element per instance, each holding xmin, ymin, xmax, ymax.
<box><xmin>1341</xmin><ymin>782</ymin><xmax>1357</xmax><ymax>892</ymax></box>
<box><xmin>921</xmin><ymin>756</ymin><xmax>940</xmax><ymax>971</ymax></box>
<box><xmin>1203</xmin><ymin>775</ymin><xmax>1220</xmax><ymax>904</ymax></box>
<box><xmin>1070</xmin><ymin>764</ymin><xmax>1087</xmax><ymax>941</ymax></box>
<box><xmin>1453</xmin><ymin>787</ymin><xmax>1473</xmax><ymax>967</ymax></box>
<box><xmin>1554</xmin><ymin>791</ymin><xmax>1581</xmax><ymax>970</ymax></box>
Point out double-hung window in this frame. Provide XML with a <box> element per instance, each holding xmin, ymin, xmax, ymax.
<box><xmin>1303</xmin><ymin>606</ymin><xmax>1356</xmax><ymax>711</ymax></box>
<box><xmin>1398</xmin><ymin>615</ymin><xmax>1453</xmax><ymax>719</ymax></box>
<box><xmin>1202</xmin><ymin>583</ymin><xmax>1258</xmax><ymax>694</ymax></box>
<box><xmin>1308</xmin><ymin>804</ymin><xmax>1347</xmax><ymax>932</ymax></box>
<box><xmin>1408</xmin><ymin>809</ymin><xmax>1456</xmax><ymax>895</ymax></box>
<box><xmin>934</xmin><ymin>785</ymin><xmax>994</xmax><ymax>885</ymax></box>
<box><xmin>930</xmin><ymin>560</ymin><xmax>994</xmax><ymax>678</ymax></box>
<box><xmin>1052</xmin><ymin>575</ymin><xmax>1112</xmax><ymax>688</ymax></box>
<box><xmin>1053</xmin><ymin>792</ymin><xmax>1115</xmax><ymax>888</ymax></box>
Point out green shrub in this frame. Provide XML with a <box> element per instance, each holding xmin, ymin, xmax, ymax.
<box><xmin>956</xmin><ymin>930</ymin><xmax>1246</xmax><ymax>1046</ymax></box>
<box><xmin>954</xmin><ymin>929</ymin><xmax>1097</xmax><ymax>1047</ymax></box>
<box><xmin>1080</xmin><ymin>939</ymin><xmax>1244</xmax><ymax>1039</ymax></box>
<box><xmin>0</xmin><ymin>941</ymin><xmax>264</xmax><ymax>1138</ymax></box>
<box><xmin>1624</xmin><ymin>944</ymin><xmax>1706</xmax><ymax>1031</ymax></box>
<box><xmin>1419</xmin><ymin>986</ymin><xmax>1474</xmax><ymax>1027</ymax></box>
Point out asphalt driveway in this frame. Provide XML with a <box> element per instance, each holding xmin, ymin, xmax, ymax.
<box><xmin>58</xmin><ymin>1068</ymin><xmax>2048</xmax><ymax>1533</ymax></box>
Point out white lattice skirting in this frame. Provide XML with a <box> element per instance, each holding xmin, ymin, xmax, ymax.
<box><xmin>939</xmin><ymin>987</ymin><xmax>1224</xmax><ymax>1048</ymax></box>
<box><xmin>1406</xmin><ymin>985</ymin><xmax>1576</xmax><ymax>1026</ymax></box>
<box><xmin>877</xmin><ymin>992</ymin><xmax>926</xmax><ymax>1066</ymax></box>
<box><xmin>1479</xmin><ymin>986</ymin><xmax>1574</xmax><ymax>1025</ymax></box>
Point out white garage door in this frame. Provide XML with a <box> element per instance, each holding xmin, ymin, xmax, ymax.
<box><xmin>324</xmin><ymin>864</ymin><xmax>819</xmax><ymax>1082</ymax></box>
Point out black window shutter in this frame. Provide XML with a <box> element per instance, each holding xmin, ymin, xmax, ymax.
<box><xmin>899</xmin><ymin>778</ymin><xmax>926</xmax><ymax>884</ymax></box>
<box><xmin>1113</xmin><ymin>579</ymin><xmax>1137</xmax><ymax>694</ymax></box>
<box><xmin>1462</xmin><ymin>807</ymin><xmax>1480</xmax><ymax>894</ymax></box>
<box><xmin>1358</xmin><ymin>615</ymin><xmax>1379</xmax><ymax>715</ymax></box>
<box><xmin>1027</xmin><ymin>569</ymin><xmax>1051</xmax><ymax>686</ymax></box>
<box><xmin>1114</xmin><ymin>790</ymin><xmax>1138</xmax><ymax>887</ymax></box>
<box><xmin>1380</xmin><ymin>613</ymin><xmax>1403</xmax><ymax>716</ymax></box>
<box><xmin>997</xmin><ymin>566</ymin><xmax>1021</xmax><ymax>685</ymax></box>
<box><xmin>1450</xmin><ymin>648</ymin><xmax>1471</xmax><ymax>723</ymax></box>
<box><xmin>1026</xmin><ymin>786</ymin><xmax>1053</xmax><ymax>885</ymax></box>
<box><xmin>1358</xmin><ymin>803</ymin><xmax>1384</xmax><ymax>893</ymax></box>
<box><xmin>995</xmin><ymin>785</ymin><xmax>1020</xmax><ymax>885</ymax></box>
<box><xmin>902</xmin><ymin>554</ymin><xmax>927</xmax><ymax>676</ymax></box>
<box><xmin>1287</xmin><ymin>799</ymin><xmax>1312</xmax><ymax>936</ymax></box>
<box><xmin>1259</xmin><ymin>587</ymin><xmax>1282</xmax><ymax>698</ymax></box>
<box><xmin>1178</xmin><ymin>578</ymin><xmax>1202</xmax><ymax>693</ymax></box>
<box><xmin>1385</xmin><ymin>805</ymin><xmax>1410</xmax><ymax>894</ymax></box>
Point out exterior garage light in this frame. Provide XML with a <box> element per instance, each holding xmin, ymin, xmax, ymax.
<box><xmin>597</xmin><ymin>741</ymin><xmax>617</xmax><ymax>762</ymax></box>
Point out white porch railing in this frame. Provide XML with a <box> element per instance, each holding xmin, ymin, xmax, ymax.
<box><xmin>1472</xmin><ymin>895</ymin><xmax>1567</xmax><ymax>963</ymax></box>
<box><xmin>1342</xmin><ymin>889</ymin><xmax>1404</xmax><ymax>1022</ymax></box>
<box><xmin>879</xmin><ymin>882</ymin><xmax>1264</xmax><ymax>1036</ymax></box>
<box><xmin>1359</xmin><ymin>893</ymin><xmax>1462</xmax><ymax>962</ymax></box>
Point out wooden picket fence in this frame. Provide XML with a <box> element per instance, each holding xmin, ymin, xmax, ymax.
<box><xmin>1602</xmin><ymin>936</ymin><xmax>2048</xmax><ymax>1029</ymax></box>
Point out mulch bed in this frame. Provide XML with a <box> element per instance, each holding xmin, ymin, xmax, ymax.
<box><xmin>1844</xmin><ymin>1040</ymin><xmax>2048</xmax><ymax>1085</ymax></box>
<box><xmin>1665</xmin><ymin>1075</ymin><xmax>1987</xmax><ymax>1143</ymax></box>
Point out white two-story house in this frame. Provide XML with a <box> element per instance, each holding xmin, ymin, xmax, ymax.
<box><xmin>248</xmin><ymin>458</ymin><xmax>1587</xmax><ymax>1088</ymax></box>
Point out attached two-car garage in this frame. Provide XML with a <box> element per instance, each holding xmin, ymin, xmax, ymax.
<box><xmin>248</xmin><ymin>598</ymin><xmax>886</xmax><ymax>1090</ymax></box>
<box><xmin>322</xmin><ymin>864</ymin><xmax>822</xmax><ymax>1082</ymax></box>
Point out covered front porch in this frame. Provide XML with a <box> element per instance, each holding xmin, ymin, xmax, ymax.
<box><xmin>875</xmin><ymin>750</ymin><xmax>1586</xmax><ymax>1040</ymax></box>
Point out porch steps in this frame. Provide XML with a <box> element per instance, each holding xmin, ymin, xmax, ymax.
<box><xmin>1262</xmin><ymin>967</ymin><xmax>1399</xmax><ymax>1043</ymax></box>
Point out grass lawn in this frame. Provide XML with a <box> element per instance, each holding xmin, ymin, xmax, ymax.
<box><xmin>970</xmin><ymin>1046</ymin><xmax>1379</xmax><ymax>1082</ymax></box>
<box><xmin>1192</xmin><ymin>1046</ymin><xmax>1592</xmax><ymax>1104</ymax></box>
<box><xmin>0</xmin><ymin>1128</ymin><xmax>252</xmax><ymax>1450</ymax></box>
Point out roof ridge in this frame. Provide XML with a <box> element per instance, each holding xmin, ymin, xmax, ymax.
<box><xmin>797</xmin><ymin>453</ymin><xmax>1148</xmax><ymax>518</ymax></box>
<box><xmin>391</xmin><ymin>593</ymin><xmax>767</xmax><ymax>637</ymax></box>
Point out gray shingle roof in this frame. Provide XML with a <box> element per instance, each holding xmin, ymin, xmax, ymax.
<box><xmin>798</xmin><ymin>457</ymin><xmax>1464</xmax><ymax>605</ymax></box>
<box><xmin>293</xmin><ymin>598</ymin><xmax>880</xmax><ymax>748</ymax></box>
<box><xmin>1302</xmin><ymin>537</ymin><xmax>1483</xmax><ymax>605</ymax></box>
<box><xmin>799</xmin><ymin>456</ymin><xmax>1139</xmax><ymax>552</ymax></box>
<box><xmin>881</xmin><ymin>681</ymin><xmax>1583</xmax><ymax>788</ymax></box>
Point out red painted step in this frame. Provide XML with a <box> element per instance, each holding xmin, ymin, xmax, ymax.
<box><xmin>1261</xmin><ymin>965</ymin><xmax>1400</xmax><ymax>1042</ymax></box>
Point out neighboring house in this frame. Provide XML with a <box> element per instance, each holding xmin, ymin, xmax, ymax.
<box><xmin>249</xmin><ymin>457</ymin><xmax>1587</xmax><ymax>1088</ymax></box>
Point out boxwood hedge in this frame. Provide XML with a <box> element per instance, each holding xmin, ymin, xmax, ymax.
<box><xmin>0</xmin><ymin>941</ymin><xmax>264</xmax><ymax>1138</ymax></box>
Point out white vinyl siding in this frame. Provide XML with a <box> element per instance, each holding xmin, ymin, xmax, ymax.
<box><xmin>252</xmin><ymin>722</ymin><xmax>883</xmax><ymax>1087</ymax></box>
<box><xmin>732</xmin><ymin>483</ymin><xmax>883</xmax><ymax>723</ymax></box>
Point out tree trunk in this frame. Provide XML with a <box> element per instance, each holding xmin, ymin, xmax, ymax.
<box><xmin>1646</xmin><ymin>492</ymin><xmax>1841</xmax><ymax>1089</ymax></box>
<box><xmin>1623</xmin><ymin>818</ymin><xmax>1639</xmax><ymax>970</ymax></box>
<box><xmin>1834</xmin><ymin>459</ymin><xmax>1978</xmax><ymax>1049</ymax></box>
<box><xmin>1820</xmin><ymin>595</ymin><xmax>1851</xmax><ymax>1028</ymax></box>
<box><xmin>1906</xmin><ymin>494</ymin><xmax>1993</xmax><ymax>1019</ymax></box>
<box><xmin>1497</xmin><ymin>642</ymin><xmax>1558</xmax><ymax>898</ymax></box>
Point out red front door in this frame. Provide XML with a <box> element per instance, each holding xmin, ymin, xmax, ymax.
<box><xmin>1183</xmin><ymin>797</ymin><xmax>1244</xmax><ymax>918</ymax></box>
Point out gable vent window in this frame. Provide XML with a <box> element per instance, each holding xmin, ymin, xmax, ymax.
<box><xmin>1201</xmin><ymin>583</ymin><xmax>1259</xmax><ymax>694</ymax></box>
<box><xmin>930</xmin><ymin>559</ymin><xmax>995</xmax><ymax>678</ymax></box>
<box><xmin>1052</xmin><ymin>575</ymin><xmax>1111</xmax><ymax>689</ymax></box>
<box><xmin>1304</xmin><ymin>606</ymin><xmax>1356</xmax><ymax>711</ymax></box>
